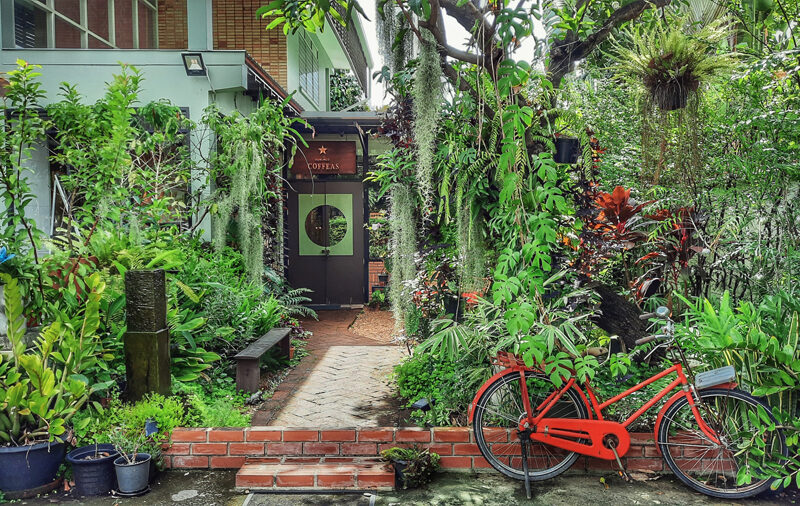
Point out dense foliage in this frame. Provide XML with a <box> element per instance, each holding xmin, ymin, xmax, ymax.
<box><xmin>0</xmin><ymin>62</ymin><xmax>312</xmax><ymax>449</ymax></box>
<box><xmin>270</xmin><ymin>0</ymin><xmax>800</xmax><ymax>488</ymax></box>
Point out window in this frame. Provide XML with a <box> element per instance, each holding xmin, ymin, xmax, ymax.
<box><xmin>299</xmin><ymin>31</ymin><xmax>319</xmax><ymax>105</ymax></box>
<box><xmin>11</xmin><ymin>0</ymin><xmax>158</xmax><ymax>49</ymax></box>
<box><xmin>13</xmin><ymin>1</ymin><xmax>47</xmax><ymax>48</ymax></box>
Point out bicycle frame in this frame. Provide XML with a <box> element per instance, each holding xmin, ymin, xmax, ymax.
<box><xmin>468</xmin><ymin>353</ymin><xmax>732</xmax><ymax>460</ymax></box>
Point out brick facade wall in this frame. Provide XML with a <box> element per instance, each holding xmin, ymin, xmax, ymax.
<box><xmin>157</xmin><ymin>0</ymin><xmax>188</xmax><ymax>50</ymax></box>
<box><xmin>166</xmin><ymin>427</ymin><xmax>664</xmax><ymax>473</ymax></box>
<box><xmin>368</xmin><ymin>261</ymin><xmax>386</xmax><ymax>295</ymax></box>
<box><xmin>157</xmin><ymin>0</ymin><xmax>288</xmax><ymax>89</ymax></box>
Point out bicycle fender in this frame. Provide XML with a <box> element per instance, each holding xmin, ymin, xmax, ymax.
<box><xmin>652</xmin><ymin>382</ymin><xmax>738</xmax><ymax>455</ymax></box>
<box><xmin>468</xmin><ymin>368</ymin><xmax>519</xmax><ymax>424</ymax></box>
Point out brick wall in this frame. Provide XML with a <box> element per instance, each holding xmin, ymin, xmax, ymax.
<box><xmin>158</xmin><ymin>0</ymin><xmax>188</xmax><ymax>50</ymax></box>
<box><xmin>165</xmin><ymin>427</ymin><xmax>664</xmax><ymax>473</ymax></box>
<box><xmin>157</xmin><ymin>0</ymin><xmax>289</xmax><ymax>89</ymax></box>
<box><xmin>368</xmin><ymin>261</ymin><xmax>386</xmax><ymax>295</ymax></box>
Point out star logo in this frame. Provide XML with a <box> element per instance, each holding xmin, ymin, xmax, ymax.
<box><xmin>318</xmin><ymin>146</ymin><xmax>328</xmax><ymax>155</ymax></box>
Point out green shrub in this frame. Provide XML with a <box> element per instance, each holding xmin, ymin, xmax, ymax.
<box><xmin>395</xmin><ymin>352</ymin><xmax>472</xmax><ymax>426</ymax></box>
<box><xmin>174</xmin><ymin>379</ymin><xmax>251</xmax><ymax>427</ymax></box>
<box><xmin>380</xmin><ymin>446</ymin><xmax>440</xmax><ymax>489</ymax></box>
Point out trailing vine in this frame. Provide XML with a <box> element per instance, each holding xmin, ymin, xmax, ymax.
<box><xmin>389</xmin><ymin>181</ymin><xmax>418</xmax><ymax>332</ymax></box>
<box><xmin>204</xmin><ymin>99</ymin><xmax>305</xmax><ymax>285</ymax></box>
<box><xmin>412</xmin><ymin>29</ymin><xmax>443</xmax><ymax>218</ymax></box>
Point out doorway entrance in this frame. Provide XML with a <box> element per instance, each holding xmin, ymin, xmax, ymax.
<box><xmin>286</xmin><ymin>181</ymin><xmax>366</xmax><ymax>306</ymax></box>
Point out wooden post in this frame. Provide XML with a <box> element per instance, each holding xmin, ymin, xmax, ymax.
<box><xmin>124</xmin><ymin>270</ymin><xmax>171</xmax><ymax>401</ymax></box>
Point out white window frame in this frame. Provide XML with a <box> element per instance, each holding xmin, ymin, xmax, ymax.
<box><xmin>13</xmin><ymin>0</ymin><xmax>158</xmax><ymax>49</ymax></box>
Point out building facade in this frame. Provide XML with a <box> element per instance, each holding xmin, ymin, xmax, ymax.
<box><xmin>0</xmin><ymin>0</ymin><xmax>386</xmax><ymax>306</ymax></box>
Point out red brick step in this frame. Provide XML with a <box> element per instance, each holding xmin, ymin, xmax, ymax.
<box><xmin>235</xmin><ymin>457</ymin><xmax>395</xmax><ymax>491</ymax></box>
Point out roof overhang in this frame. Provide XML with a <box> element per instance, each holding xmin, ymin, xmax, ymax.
<box><xmin>244</xmin><ymin>54</ymin><xmax>303</xmax><ymax>116</ymax></box>
<box><xmin>298</xmin><ymin>111</ymin><xmax>382</xmax><ymax>136</ymax></box>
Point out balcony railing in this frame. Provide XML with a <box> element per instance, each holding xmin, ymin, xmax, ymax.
<box><xmin>327</xmin><ymin>4</ymin><xmax>369</xmax><ymax>94</ymax></box>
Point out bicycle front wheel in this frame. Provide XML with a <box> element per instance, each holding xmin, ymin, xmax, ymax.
<box><xmin>472</xmin><ymin>371</ymin><xmax>588</xmax><ymax>481</ymax></box>
<box><xmin>658</xmin><ymin>388</ymin><xmax>787</xmax><ymax>499</ymax></box>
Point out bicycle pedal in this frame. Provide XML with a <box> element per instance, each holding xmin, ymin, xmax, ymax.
<box><xmin>609</xmin><ymin>443</ymin><xmax>631</xmax><ymax>482</ymax></box>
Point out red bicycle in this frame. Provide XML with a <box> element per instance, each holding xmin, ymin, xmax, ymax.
<box><xmin>469</xmin><ymin>306</ymin><xmax>787</xmax><ymax>499</ymax></box>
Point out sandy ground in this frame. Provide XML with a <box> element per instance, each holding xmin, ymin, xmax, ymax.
<box><xmin>349</xmin><ymin>308</ymin><xmax>396</xmax><ymax>344</ymax></box>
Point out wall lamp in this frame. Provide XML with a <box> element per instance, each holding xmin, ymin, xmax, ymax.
<box><xmin>182</xmin><ymin>53</ymin><xmax>207</xmax><ymax>76</ymax></box>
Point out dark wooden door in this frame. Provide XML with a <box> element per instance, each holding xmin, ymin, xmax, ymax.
<box><xmin>286</xmin><ymin>181</ymin><xmax>365</xmax><ymax>305</ymax></box>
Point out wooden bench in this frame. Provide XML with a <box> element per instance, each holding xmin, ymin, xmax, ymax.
<box><xmin>234</xmin><ymin>327</ymin><xmax>291</xmax><ymax>393</ymax></box>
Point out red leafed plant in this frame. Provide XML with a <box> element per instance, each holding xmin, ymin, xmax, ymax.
<box><xmin>633</xmin><ymin>207</ymin><xmax>706</xmax><ymax>300</ymax></box>
<box><xmin>592</xmin><ymin>186</ymin><xmax>655</xmax><ymax>244</ymax></box>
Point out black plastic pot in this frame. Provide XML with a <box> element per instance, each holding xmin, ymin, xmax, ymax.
<box><xmin>66</xmin><ymin>444</ymin><xmax>119</xmax><ymax>497</ymax></box>
<box><xmin>554</xmin><ymin>137</ymin><xmax>581</xmax><ymax>164</ymax></box>
<box><xmin>378</xmin><ymin>273</ymin><xmax>389</xmax><ymax>283</ymax></box>
<box><xmin>114</xmin><ymin>453</ymin><xmax>151</xmax><ymax>494</ymax></box>
<box><xmin>392</xmin><ymin>459</ymin><xmax>409</xmax><ymax>488</ymax></box>
<box><xmin>443</xmin><ymin>296</ymin><xmax>464</xmax><ymax>322</ymax></box>
<box><xmin>0</xmin><ymin>441</ymin><xmax>65</xmax><ymax>498</ymax></box>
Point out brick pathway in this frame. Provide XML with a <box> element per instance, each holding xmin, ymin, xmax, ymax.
<box><xmin>252</xmin><ymin>310</ymin><xmax>406</xmax><ymax>427</ymax></box>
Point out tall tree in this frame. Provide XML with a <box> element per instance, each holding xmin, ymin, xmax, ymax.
<box><xmin>258</xmin><ymin>0</ymin><xmax>677</xmax><ymax>348</ymax></box>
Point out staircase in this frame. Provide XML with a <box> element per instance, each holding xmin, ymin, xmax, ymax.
<box><xmin>235</xmin><ymin>456</ymin><xmax>395</xmax><ymax>491</ymax></box>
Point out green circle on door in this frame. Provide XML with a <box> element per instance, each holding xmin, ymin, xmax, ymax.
<box><xmin>298</xmin><ymin>194</ymin><xmax>354</xmax><ymax>256</ymax></box>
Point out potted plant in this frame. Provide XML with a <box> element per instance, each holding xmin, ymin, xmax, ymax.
<box><xmin>0</xmin><ymin>274</ymin><xmax>106</xmax><ymax>498</ymax></box>
<box><xmin>380</xmin><ymin>446</ymin><xmax>441</xmax><ymax>489</ymax></box>
<box><xmin>110</xmin><ymin>426</ymin><xmax>151</xmax><ymax>495</ymax></box>
<box><xmin>66</xmin><ymin>443</ymin><xmax>119</xmax><ymax>497</ymax></box>
<box><xmin>609</xmin><ymin>17</ymin><xmax>737</xmax><ymax>111</ymax></box>
<box><xmin>554</xmin><ymin>134</ymin><xmax>581</xmax><ymax>164</ymax></box>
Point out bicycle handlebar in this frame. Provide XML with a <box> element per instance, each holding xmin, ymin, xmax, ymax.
<box><xmin>635</xmin><ymin>335</ymin><xmax>661</xmax><ymax>346</ymax></box>
<box><xmin>639</xmin><ymin>306</ymin><xmax>671</xmax><ymax>321</ymax></box>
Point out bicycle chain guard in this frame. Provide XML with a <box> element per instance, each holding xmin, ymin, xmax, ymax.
<box><xmin>530</xmin><ymin>418</ymin><xmax>631</xmax><ymax>460</ymax></box>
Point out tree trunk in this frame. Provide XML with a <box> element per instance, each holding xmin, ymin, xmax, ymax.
<box><xmin>591</xmin><ymin>283</ymin><xmax>647</xmax><ymax>353</ymax></box>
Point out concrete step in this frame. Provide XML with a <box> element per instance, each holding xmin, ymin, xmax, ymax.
<box><xmin>235</xmin><ymin>457</ymin><xmax>395</xmax><ymax>491</ymax></box>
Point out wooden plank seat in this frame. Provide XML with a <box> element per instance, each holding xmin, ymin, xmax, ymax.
<box><xmin>234</xmin><ymin>327</ymin><xmax>291</xmax><ymax>392</ymax></box>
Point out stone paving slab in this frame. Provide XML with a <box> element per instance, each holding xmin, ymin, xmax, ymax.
<box><xmin>252</xmin><ymin>310</ymin><xmax>407</xmax><ymax>427</ymax></box>
<box><xmin>270</xmin><ymin>345</ymin><xmax>404</xmax><ymax>427</ymax></box>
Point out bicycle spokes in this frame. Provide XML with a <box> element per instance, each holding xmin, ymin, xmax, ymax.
<box><xmin>658</xmin><ymin>390</ymin><xmax>786</xmax><ymax>497</ymax></box>
<box><xmin>472</xmin><ymin>371</ymin><xmax>588</xmax><ymax>481</ymax></box>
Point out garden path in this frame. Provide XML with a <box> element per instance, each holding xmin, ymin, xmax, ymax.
<box><xmin>252</xmin><ymin>309</ymin><xmax>406</xmax><ymax>427</ymax></box>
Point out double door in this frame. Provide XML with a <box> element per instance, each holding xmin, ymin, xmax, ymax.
<box><xmin>286</xmin><ymin>181</ymin><xmax>365</xmax><ymax>305</ymax></box>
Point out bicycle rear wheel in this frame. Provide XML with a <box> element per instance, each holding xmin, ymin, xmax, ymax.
<box><xmin>472</xmin><ymin>371</ymin><xmax>588</xmax><ymax>481</ymax></box>
<box><xmin>658</xmin><ymin>388</ymin><xmax>787</xmax><ymax>499</ymax></box>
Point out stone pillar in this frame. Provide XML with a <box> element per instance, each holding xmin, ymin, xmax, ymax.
<box><xmin>124</xmin><ymin>270</ymin><xmax>171</xmax><ymax>401</ymax></box>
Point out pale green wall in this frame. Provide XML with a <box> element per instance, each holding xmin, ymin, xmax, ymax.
<box><xmin>0</xmin><ymin>49</ymin><xmax>259</xmax><ymax>239</ymax></box>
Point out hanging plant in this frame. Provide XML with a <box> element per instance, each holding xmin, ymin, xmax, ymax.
<box><xmin>412</xmin><ymin>29</ymin><xmax>443</xmax><ymax>217</ymax></box>
<box><xmin>608</xmin><ymin>18</ymin><xmax>738</xmax><ymax>185</ymax></box>
<box><xmin>609</xmin><ymin>18</ymin><xmax>737</xmax><ymax>112</ymax></box>
<box><xmin>204</xmin><ymin>99</ymin><xmax>304</xmax><ymax>285</ymax></box>
<box><xmin>389</xmin><ymin>181</ymin><xmax>418</xmax><ymax>333</ymax></box>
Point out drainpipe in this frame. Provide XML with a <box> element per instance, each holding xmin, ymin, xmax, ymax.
<box><xmin>186</xmin><ymin>0</ymin><xmax>215</xmax><ymax>241</ymax></box>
